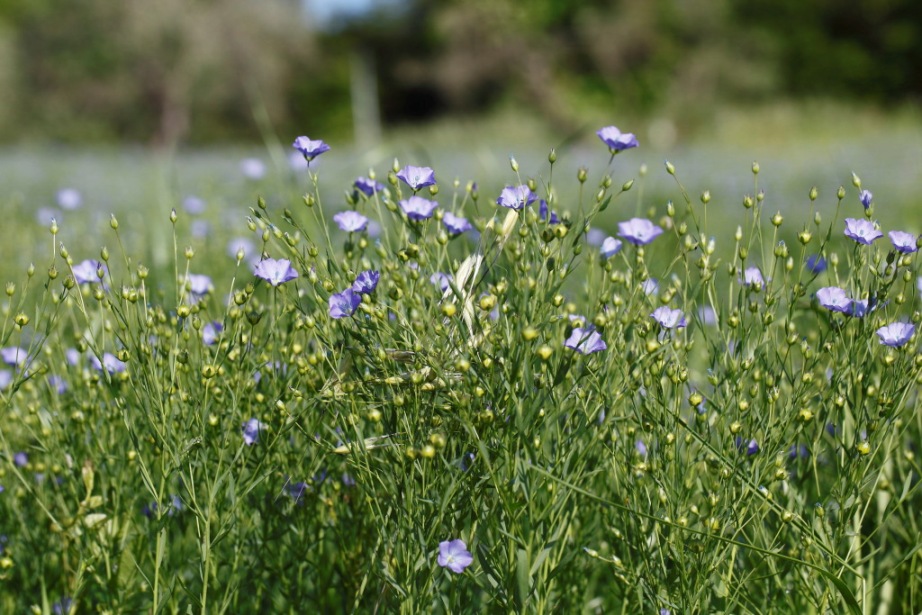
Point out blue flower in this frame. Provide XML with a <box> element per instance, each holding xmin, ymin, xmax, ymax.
<box><xmin>329</xmin><ymin>288</ymin><xmax>362</xmax><ymax>319</ymax></box>
<box><xmin>351</xmin><ymin>270</ymin><xmax>380</xmax><ymax>295</ymax></box>
<box><xmin>354</xmin><ymin>177</ymin><xmax>384</xmax><ymax>196</ymax></box>
<box><xmin>539</xmin><ymin>199</ymin><xmax>559</xmax><ymax>223</ymax></box>
<box><xmin>442</xmin><ymin>211</ymin><xmax>472</xmax><ymax>235</ymax></box>
<box><xmin>56</xmin><ymin>188</ymin><xmax>82</xmax><ymax>210</ymax></box>
<box><xmin>396</xmin><ymin>165</ymin><xmax>436</xmax><ymax>190</ymax></box>
<box><xmin>400</xmin><ymin>195</ymin><xmax>439</xmax><ymax>221</ymax></box>
<box><xmin>816</xmin><ymin>287</ymin><xmax>852</xmax><ymax>314</ymax></box>
<box><xmin>805</xmin><ymin>254</ymin><xmax>827</xmax><ymax>273</ymax></box>
<box><xmin>565</xmin><ymin>327</ymin><xmax>607</xmax><ymax>354</ymax></box>
<box><xmin>743</xmin><ymin>267</ymin><xmax>764</xmax><ymax>288</ymax></box>
<box><xmin>91</xmin><ymin>353</ymin><xmax>127</xmax><ymax>374</ymax></box>
<box><xmin>596</xmin><ymin>126</ymin><xmax>639</xmax><ymax>152</ymax></box>
<box><xmin>292</xmin><ymin>136</ymin><xmax>331</xmax><ymax>161</ymax></box>
<box><xmin>431</xmin><ymin>272</ymin><xmax>453</xmax><ymax>293</ymax></box>
<box><xmin>618</xmin><ymin>218</ymin><xmax>663</xmax><ymax>245</ymax></box>
<box><xmin>242</xmin><ymin>418</ymin><xmax>266</xmax><ymax>445</ymax></box>
<box><xmin>600</xmin><ymin>236</ymin><xmax>622</xmax><ymax>259</ymax></box>
<box><xmin>877</xmin><ymin>322</ymin><xmax>915</xmax><ymax>347</ymax></box>
<box><xmin>438</xmin><ymin>539</ymin><xmax>473</xmax><ymax>574</ymax></box>
<box><xmin>859</xmin><ymin>189</ymin><xmax>873</xmax><ymax>209</ymax></box>
<box><xmin>333</xmin><ymin>210</ymin><xmax>369</xmax><ymax>232</ymax></box>
<box><xmin>496</xmin><ymin>185</ymin><xmax>536</xmax><ymax>210</ymax></box>
<box><xmin>71</xmin><ymin>260</ymin><xmax>107</xmax><ymax>285</ymax></box>
<box><xmin>888</xmin><ymin>230</ymin><xmax>918</xmax><ymax>253</ymax></box>
<box><xmin>254</xmin><ymin>258</ymin><xmax>299</xmax><ymax>287</ymax></box>
<box><xmin>844</xmin><ymin>218</ymin><xmax>882</xmax><ymax>245</ymax></box>
<box><xmin>651</xmin><ymin>307</ymin><xmax>687</xmax><ymax>329</ymax></box>
<box><xmin>202</xmin><ymin>322</ymin><xmax>223</xmax><ymax>345</ymax></box>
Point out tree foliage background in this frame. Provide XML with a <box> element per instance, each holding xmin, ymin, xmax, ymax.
<box><xmin>0</xmin><ymin>0</ymin><xmax>918</xmax><ymax>146</ymax></box>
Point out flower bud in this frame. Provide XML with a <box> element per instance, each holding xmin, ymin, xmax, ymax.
<box><xmin>510</xmin><ymin>156</ymin><xmax>519</xmax><ymax>173</ymax></box>
<box><xmin>110</xmin><ymin>214</ymin><xmax>119</xmax><ymax>229</ymax></box>
<box><xmin>837</xmin><ymin>186</ymin><xmax>846</xmax><ymax>200</ymax></box>
<box><xmin>170</xmin><ymin>208</ymin><xmax>178</xmax><ymax>223</ymax></box>
<box><xmin>771</xmin><ymin>212</ymin><xmax>783</xmax><ymax>227</ymax></box>
<box><xmin>851</xmin><ymin>172</ymin><xmax>861</xmax><ymax>188</ymax></box>
<box><xmin>751</xmin><ymin>162</ymin><xmax>760</xmax><ymax>175</ymax></box>
<box><xmin>548</xmin><ymin>148</ymin><xmax>557</xmax><ymax>163</ymax></box>
<box><xmin>809</xmin><ymin>186</ymin><xmax>818</xmax><ymax>201</ymax></box>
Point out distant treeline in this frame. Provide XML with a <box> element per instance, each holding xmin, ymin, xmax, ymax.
<box><xmin>0</xmin><ymin>0</ymin><xmax>918</xmax><ymax>145</ymax></box>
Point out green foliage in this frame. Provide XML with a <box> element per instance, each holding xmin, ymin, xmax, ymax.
<box><xmin>1</xmin><ymin>136</ymin><xmax>922</xmax><ymax>613</ymax></box>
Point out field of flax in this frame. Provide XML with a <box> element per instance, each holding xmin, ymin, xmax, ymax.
<box><xmin>1</xmin><ymin>125</ymin><xmax>921</xmax><ymax>613</ymax></box>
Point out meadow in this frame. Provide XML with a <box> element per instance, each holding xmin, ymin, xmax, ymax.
<box><xmin>1</xmin><ymin>104</ymin><xmax>922</xmax><ymax>613</ymax></box>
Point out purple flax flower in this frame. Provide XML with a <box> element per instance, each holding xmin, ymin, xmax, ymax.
<box><xmin>442</xmin><ymin>211</ymin><xmax>472</xmax><ymax>235</ymax></box>
<box><xmin>877</xmin><ymin>322</ymin><xmax>915</xmax><ymax>347</ymax></box>
<box><xmin>240</xmin><ymin>158</ymin><xmax>266</xmax><ymax>180</ymax></box>
<box><xmin>496</xmin><ymin>185</ymin><xmax>536</xmax><ymax>211</ymax></box>
<box><xmin>438</xmin><ymin>539</ymin><xmax>474</xmax><ymax>574</ymax></box>
<box><xmin>849</xmin><ymin>298</ymin><xmax>874</xmax><ymax>318</ymax></box>
<box><xmin>596</xmin><ymin>126</ymin><xmax>639</xmax><ymax>152</ymax></box>
<box><xmin>182</xmin><ymin>196</ymin><xmax>206</xmax><ymax>215</ymax></box>
<box><xmin>48</xmin><ymin>375</ymin><xmax>67</xmax><ymax>394</ymax></box>
<box><xmin>400</xmin><ymin>196</ymin><xmax>439</xmax><ymax>221</ymax></box>
<box><xmin>651</xmin><ymin>306</ymin><xmax>687</xmax><ymax>329</ymax></box>
<box><xmin>859</xmin><ymin>189</ymin><xmax>873</xmax><ymax>209</ymax></box>
<box><xmin>697</xmin><ymin>306</ymin><xmax>717</xmax><ymax>326</ymax></box>
<box><xmin>72</xmin><ymin>259</ymin><xmax>106</xmax><ymax>284</ymax></box>
<box><xmin>354</xmin><ymin>177</ymin><xmax>384</xmax><ymax>197</ymax></box>
<box><xmin>333</xmin><ymin>210</ymin><xmax>369</xmax><ymax>232</ymax></box>
<box><xmin>565</xmin><ymin>327</ymin><xmax>607</xmax><ymax>355</ymax></box>
<box><xmin>586</xmin><ymin>228</ymin><xmax>606</xmax><ymax>246</ymax></box>
<box><xmin>65</xmin><ymin>348</ymin><xmax>81</xmax><ymax>366</ymax></box>
<box><xmin>185</xmin><ymin>274</ymin><xmax>213</xmax><ymax>302</ymax></box>
<box><xmin>601</xmin><ymin>236</ymin><xmax>623</xmax><ymax>259</ymax></box>
<box><xmin>202</xmin><ymin>322</ymin><xmax>222</xmax><ymax>345</ymax></box>
<box><xmin>56</xmin><ymin>188</ymin><xmax>82</xmax><ymax>210</ymax></box>
<box><xmin>806</xmin><ymin>254</ymin><xmax>827</xmax><ymax>273</ymax></box>
<box><xmin>91</xmin><ymin>352</ymin><xmax>127</xmax><ymax>374</ymax></box>
<box><xmin>431</xmin><ymin>272</ymin><xmax>453</xmax><ymax>293</ymax></box>
<box><xmin>254</xmin><ymin>258</ymin><xmax>299</xmax><ymax>287</ymax></box>
<box><xmin>746</xmin><ymin>439</ymin><xmax>760</xmax><ymax>456</ymax></box>
<box><xmin>13</xmin><ymin>452</ymin><xmax>27</xmax><ymax>467</ymax></box>
<box><xmin>635</xmin><ymin>439</ymin><xmax>648</xmax><ymax>457</ymax></box>
<box><xmin>286</xmin><ymin>480</ymin><xmax>308</xmax><ymax>503</ymax></box>
<box><xmin>844</xmin><ymin>218</ymin><xmax>883</xmax><ymax>245</ymax></box>
<box><xmin>889</xmin><ymin>231</ymin><xmax>918</xmax><ymax>253</ymax></box>
<box><xmin>242</xmin><ymin>418</ymin><xmax>266</xmax><ymax>445</ymax></box>
<box><xmin>816</xmin><ymin>287</ymin><xmax>852</xmax><ymax>314</ymax></box>
<box><xmin>618</xmin><ymin>218</ymin><xmax>664</xmax><ymax>245</ymax></box>
<box><xmin>329</xmin><ymin>288</ymin><xmax>362</xmax><ymax>319</ymax></box>
<box><xmin>292</xmin><ymin>136</ymin><xmax>330</xmax><ymax>161</ymax></box>
<box><xmin>744</xmin><ymin>267</ymin><xmax>764</xmax><ymax>287</ymax></box>
<box><xmin>539</xmin><ymin>199</ymin><xmax>559</xmax><ymax>224</ymax></box>
<box><xmin>52</xmin><ymin>597</ymin><xmax>73</xmax><ymax>615</ymax></box>
<box><xmin>36</xmin><ymin>207</ymin><xmax>59</xmax><ymax>226</ymax></box>
<box><xmin>397</xmin><ymin>165</ymin><xmax>436</xmax><ymax>190</ymax></box>
<box><xmin>788</xmin><ymin>444</ymin><xmax>810</xmax><ymax>459</ymax></box>
<box><xmin>1</xmin><ymin>347</ymin><xmax>26</xmax><ymax>367</ymax></box>
<box><xmin>352</xmin><ymin>270</ymin><xmax>380</xmax><ymax>294</ymax></box>
<box><xmin>228</xmin><ymin>237</ymin><xmax>256</xmax><ymax>261</ymax></box>
<box><xmin>642</xmin><ymin>278</ymin><xmax>659</xmax><ymax>296</ymax></box>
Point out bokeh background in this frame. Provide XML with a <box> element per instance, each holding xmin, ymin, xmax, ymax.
<box><xmin>0</xmin><ymin>0</ymin><xmax>921</xmax><ymax>269</ymax></box>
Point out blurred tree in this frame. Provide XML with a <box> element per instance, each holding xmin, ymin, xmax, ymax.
<box><xmin>2</xmin><ymin>0</ymin><xmax>316</xmax><ymax>146</ymax></box>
